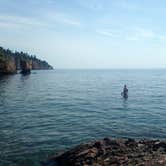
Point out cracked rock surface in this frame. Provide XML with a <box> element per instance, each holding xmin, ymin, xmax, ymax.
<box><xmin>45</xmin><ymin>138</ymin><xmax>166</xmax><ymax>166</ymax></box>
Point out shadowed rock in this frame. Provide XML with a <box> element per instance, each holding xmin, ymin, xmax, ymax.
<box><xmin>20</xmin><ymin>60</ymin><xmax>32</xmax><ymax>75</ymax></box>
<box><xmin>44</xmin><ymin>138</ymin><xmax>166</xmax><ymax>166</ymax></box>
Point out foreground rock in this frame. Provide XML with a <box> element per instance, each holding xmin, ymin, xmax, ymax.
<box><xmin>45</xmin><ymin>138</ymin><xmax>166</xmax><ymax>166</ymax></box>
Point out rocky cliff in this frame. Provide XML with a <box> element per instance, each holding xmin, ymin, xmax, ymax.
<box><xmin>0</xmin><ymin>46</ymin><xmax>53</xmax><ymax>75</ymax></box>
<box><xmin>0</xmin><ymin>56</ymin><xmax>16</xmax><ymax>74</ymax></box>
<box><xmin>20</xmin><ymin>60</ymin><xmax>32</xmax><ymax>74</ymax></box>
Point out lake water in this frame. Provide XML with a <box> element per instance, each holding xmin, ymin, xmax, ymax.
<box><xmin>0</xmin><ymin>69</ymin><xmax>166</xmax><ymax>165</ymax></box>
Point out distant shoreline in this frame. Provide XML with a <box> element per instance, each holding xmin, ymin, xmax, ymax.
<box><xmin>0</xmin><ymin>46</ymin><xmax>53</xmax><ymax>75</ymax></box>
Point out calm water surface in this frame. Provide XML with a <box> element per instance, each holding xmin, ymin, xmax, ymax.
<box><xmin>0</xmin><ymin>69</ymin><xmax>166</xmax><ymax>165</ymax></box>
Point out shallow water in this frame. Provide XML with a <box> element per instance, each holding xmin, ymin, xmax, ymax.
<box><xmin>0</xmin><ymin>69</ymin><xmax>166</xmax><ymax>165</ymax></box>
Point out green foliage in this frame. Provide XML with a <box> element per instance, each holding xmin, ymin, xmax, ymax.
<box><xmin>0</xmin><ymin>46</ymin><xmax>53</xmax><ymax>70</ymax></box>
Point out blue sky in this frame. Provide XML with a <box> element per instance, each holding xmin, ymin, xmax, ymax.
<box><xmin>1</xmin><ymin>0</ymin><xmax>166</xmax><ymax>68</ymax></box>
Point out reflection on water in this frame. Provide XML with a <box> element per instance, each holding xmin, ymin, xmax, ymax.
<box><xmin>20</xmin><ymin>74</ymin><xmax>30</xmax><ymax>80</ymax></box>
<box><xmin>0</xmin><ymin>70</ymin><xmax>166</xmax><ymax>165</ymax></box>
<box><xmin>122</xmin><ymin>98</ymin><xmax>128</xmax><ymax>110</ymax></box>
<box><xmin>20</xmin><ymin>74</ymin><xmax>31</xmax><ymax>88</ymax></box>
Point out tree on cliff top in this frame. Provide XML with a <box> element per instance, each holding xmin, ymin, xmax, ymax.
<box><xmin>0</xmin><ymin>46</ymin><xmax>53</xmax><ymax>70</ymax></box>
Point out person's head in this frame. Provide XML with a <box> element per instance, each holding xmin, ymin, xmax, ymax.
<box><xmin>124</xmin><ymin>85</ymin><xmax>127</xmax><ymax>88</ymax></box>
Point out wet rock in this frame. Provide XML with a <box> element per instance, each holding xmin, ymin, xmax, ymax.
<box><xmin>153</xmin><ymin>142</ymin><xmax>166</xmax><ymax>151</ymax></box>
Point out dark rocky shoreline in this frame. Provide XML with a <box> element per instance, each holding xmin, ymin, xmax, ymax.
<box><xmin>44</xmin><ymin>137</ymin><xmax>166</xmax><ymax>166</ymax></box>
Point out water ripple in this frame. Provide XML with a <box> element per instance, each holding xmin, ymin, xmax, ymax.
<box><xmin>0</xmin><ymin>70</ymin><xmax>166</xmax><ymax>165</ymax></box>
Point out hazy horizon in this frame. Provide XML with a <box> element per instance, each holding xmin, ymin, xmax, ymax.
<box><xmin>1</xmin><ymin>0</ymin><xmax>166</xmax><ymax>69</ymax></box>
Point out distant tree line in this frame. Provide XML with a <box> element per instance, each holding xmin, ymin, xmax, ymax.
<box><xmin>0</xmin><ymin>46</ymin><xmax>53</xmax><ymax>70</ymax></box>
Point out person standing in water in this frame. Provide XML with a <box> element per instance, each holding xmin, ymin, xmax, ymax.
<box><xmin>122</xmin><ymin>85</ymin><xmax>128</xmax><ymax>98</ymax></box>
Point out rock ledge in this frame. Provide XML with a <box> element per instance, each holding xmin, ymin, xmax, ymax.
<box><xmin>45</xmin><ymin>138</ymin><xmax>166</xmax><ymax>166</ymax></box>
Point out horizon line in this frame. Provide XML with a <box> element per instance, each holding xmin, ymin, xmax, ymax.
<box><xmin>53</xmin><ymin>68</ymin><xmax>166</xmax><ymax>70</ymax></box>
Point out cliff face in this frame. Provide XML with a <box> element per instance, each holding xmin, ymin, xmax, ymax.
<box><xmin>0</xmin><ymin>46</ymin><xmax>53</xmax><ymax>75</ymax></box>
<box><xmin>0</xmin><ymin>56</ymin><xmax>16</xmax><ymax>74</ymax></box>
<box><xmin>20</xmin><ymin>60</ymin><xmax>32</xmax><ymax>74</ymax></box>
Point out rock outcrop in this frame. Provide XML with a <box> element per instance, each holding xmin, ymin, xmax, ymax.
<box><xmin>45</xmin><ymin>138</ymin><xmax>166</xmax><ymax>166</ymax></box>
<box><xmin>0</xmin><ymin>56</ymin><xmax>16</xmax><ymax>74</ymax></box>
<box><xmin>20</xmin><ymin>60</ymin><xmax>32</xmax><ymax>74</ymax></box>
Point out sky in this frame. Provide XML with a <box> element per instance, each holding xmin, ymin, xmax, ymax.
<box><xmin>1</xmin><ymin>0</ymin><xmax>166</xmax><ymax>68</ymax></box>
